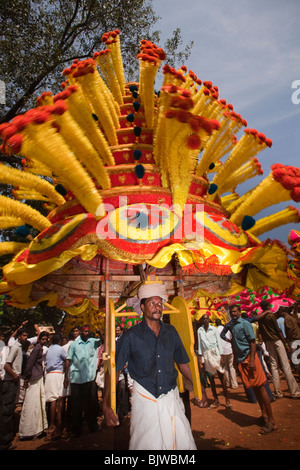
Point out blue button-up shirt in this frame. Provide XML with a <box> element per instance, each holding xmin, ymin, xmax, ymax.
<box><xmin>116</xmin><ymin>320</ymin><xmax>190</xmax><ymax>398</ymax></box>
<box><xmin>67</xmin><ymin>337</ymin><xmax>101</xmax><ymax>384</ymax></box>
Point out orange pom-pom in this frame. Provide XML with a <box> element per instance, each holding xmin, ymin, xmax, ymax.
<box><xmin>271</xmin><ymin>163</ymin><xmax>284</xmax><ymax>171</ymax></box>
<box><xmin>209</xmin><ymin>119</ymin><xmax>220</xmax><ymax>131</ymax></box>
<box><xmin>6</xmin><ymin>134</ymin><xmax>24</xmax><ymax>154</ymax></box>
<box><xmin>189</xmin><ymin>117</ymin><xmax>200</xmax><ymax>132</ymax></box>
<box><xmin>245</xmin><ymin>128</ymin><xmax>258</xmax><ymax>136</ymax></box>
<box><xmin>163</xmin><ymin>64</ymin><xmax>172</xmax><ymax>74</ymax></box>
<box><xmin>170</xmin><ymin>96</ymin><xmax>183</xmax><ymax>107</ymax></box>
<box><xmin>176</xmin><ymin>110</ymin><xmax>192</xmax><ymax>123</ymax></box>
<box><xmin>195</xmin><ymin>116</ymin><xmax>218</xmax><ymax>134</ymax></box>
<box><xmin>165</xmin><ymin>110</ymin><xmax>177</xmax><ymax>119</ymax></box>
<box><xmin>156</xmin><ymin>47</ymin><xmax>166</xmax><ymax>60</ymax></box>
<box><xmin>170</xmin><ymin>95</ymin><xmax>193</xmax><ymax>110</ymax></box>
<box><xmin>161</xmin><ymin>84</ymin><xmax>178</xmax><ymax>94</ymax></box>
<box><xmin>187</xmin><ymin>134</ymin><xmax>201</xmax><ymax>149</ymax></box>
<box><xmin>0</xmin><ymin>144</ymin><xmax>7</xmax><ymax>154</ymax></box>
<box><xmin>101</xmin><ymin>33</ymin><xmax>109</xmax><ymax>42</ymax></box>
<box><xmin>189</xmin><ymin>70</ymin><xmax>197</xmax><ymax>81</ymax></box>
<box><xmin>1</xmin><ymin>124</ymin><xmax>18</xmax><ymax>140</ymax></box>
<box><xmin>281</xmin><ymin>176</ymin><xmax>296</xmax><ymax>190</ymax></box>
<box><xmin>257</xmin><ymin>132</ymin><xmax>266</xmax><ymax>142</ymax></box>
<box><xmin>0</xmin><ymin>123</ymin><xmax>10</xmax><ymax>138</ymax></box>
<box><xmin>181</xmin><ymin>90</ymin><xmax>192</xmax><ymax>98</ymax></box>
<box><xmin>32</xmin><ymin>110</ymin><xmax>51</xmax><ymax>124</ymax></box>
<box><xmin>292</xmin><ymin>187</ymin><xmax>300</xmax><ymax>202</ymax></box>
<box><xmin>51</xmin><ymin>100</ymin><xmax>69</xmax><ymax>115</ymax></box>
<box><xmin>203</xmin><ymin>80</ymin><xmax>212</xmax><ymax>89</ymax></box>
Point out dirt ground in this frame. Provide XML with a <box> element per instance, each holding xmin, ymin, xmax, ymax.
<box><xmin>10</xmin><ymin>375</ymin><xmax>300</xmax><ymax>452</ymax></box>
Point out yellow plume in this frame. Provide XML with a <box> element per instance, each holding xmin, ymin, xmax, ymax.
<box><xmin>0</xmin><ymin>241</ymin><xmax>29</xmax><ymax>256</ymax></box>
<box><xmin>249</xmin><ymin>206</ymin><xmax>300</xmax><ymax>237</ymax></box>
<box><xmin>0</xmin><ymin>195</ymin><xmax>51</xmax><ymax>231</ymax></box>
<box><xmin>0</xmin><ymin>163</ymin><xmax>65</xmax><ymax>205</ymax></box>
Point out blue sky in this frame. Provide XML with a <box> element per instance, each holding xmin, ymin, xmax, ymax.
<box><xmin>152</xmin><ymin>0</ymin><xmax>300</xmax><ymax>246</ymax></box>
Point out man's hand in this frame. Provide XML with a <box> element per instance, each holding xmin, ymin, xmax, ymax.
<box><xmin>63</xmin><ymin>377</ymin><xmax>69</xmax><ymax>389</ymax></box>
<box><xmin>220</xmin><ymin>355</ymin><xmax>225</xmax><ymax>367</ymax></box>
<box><xmin>103</xmin><ymin>405</ymin><xmax>120</xmax><ymax>427</ymax></box>
<box><xmin>197</xmin><ymin>355</ymin><xmax>204</xmax><ymax>371</ymax></box>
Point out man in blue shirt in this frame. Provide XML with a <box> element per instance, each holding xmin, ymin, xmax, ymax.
<box><xmin>103</xmin><ymin>282</ymin><xmax>196</xmax><ymax>450</ymax></box>
<box><xmin>45</xmin><ymin>334</ymin><xmax>66</xmax><ymax>439</ymax></box>
<box><xmin>226</xmin><ymin>304</ymin><xmax>276</xmax><ymax>435</ymax></box>
<box><xmin>64</xmin><ymin>325</ymin><xmax>101</xmax><ymax>437</ymax></box>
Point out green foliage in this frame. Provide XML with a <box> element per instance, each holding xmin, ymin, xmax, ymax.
<box><xmin>0</xmin><ymin>298</ymin><xmax>64</xmax><ymax>338</ymax></box>
<box><xmin>0</xmin><ymin>0</ymin><xmax>193</xmax><ymax>122</ymax></box>
<box><xmin>163</xmin><ymin>28</ymin><xmax>194</xmax><ymax>68</ymax></box>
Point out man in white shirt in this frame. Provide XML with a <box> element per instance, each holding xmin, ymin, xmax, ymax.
<box><xmin>215</xmin><ymin>318</ymin><xmax>239</xmax><ymax>389</ymax></box>
<box><xmin>7</xmin><ymin>321</ymin><xmax>40</xmax><ymax>349</ymax></box>
<box><xmin>197</xmin><ymin>314</ymin><xmax>231</xmax><ymax>409</ymax></box>
<box><xmin>0</xmin><ymin>328</ymin><xmax>29</xmax><ymax>449</ymax></box>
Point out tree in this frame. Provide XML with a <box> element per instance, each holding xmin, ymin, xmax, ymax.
<box><xmin>0</xmin><ymin>297</ymin><xmax>64</xmax><ymax>339</ymax></box>
<box><xmin>0</xmin><ymin>0</ymin><xmax>193</xmax><ymax>123</ymax></box>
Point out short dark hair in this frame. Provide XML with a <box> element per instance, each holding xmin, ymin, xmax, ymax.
<box><xmin>16</xmin><ymin>328</ymin><xmax>28</xmax><ymax>337</ymax></box>
<box><xmin>51</xmin><ymin>333</ymin><xmax>61</xmax><ymax>345</ymax></box>
<box><xmin>229</xmin><ymin>304</ymin><xmax>241</xmax><ymax>312</ymax></box>
<box><xmin>39</xmin><ymin>331</ymin><xmax>49</xmax><ymax>340</ymax></box>
<box><xmin>71</xmin><ymin>325</ymin><xmax>80</xmax><ymax>331</ymax></box>
<box><xmin>69</xmin><ymin>326</ymin><xmax>80</xmax><ymax>340</ymax></box>
<box><xmin>260</xmin><ymin>300</ymin><xmax>271</xmax><ymax>311</ymax></box>
<box><xmin>278</xmin><ymin>306</ymin><xmax>290</xmax><ymax>314</ymax></box>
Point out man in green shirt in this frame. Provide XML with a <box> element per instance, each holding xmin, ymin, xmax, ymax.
<box><xmin>64</xmin><ymin>324</ymin><xmax>102</xmax><ymax>437</ymax></box>
<box><xmin>228</xmin><ymin>305</ymin><xmax>276</xmax><ymax>435</ymax></box>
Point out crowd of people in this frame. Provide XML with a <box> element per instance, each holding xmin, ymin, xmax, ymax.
<box><xmin>0</xmin><ymin>286</ymin><xmax>299</xmax><ymax>450</ymax></box>
<box><xmin>0</xmin><ymin>322</ymin><xmax>104</xmax><ymax>449</ymax></box>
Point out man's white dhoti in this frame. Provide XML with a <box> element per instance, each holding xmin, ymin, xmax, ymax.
<box><xmin>129</xmin><ymin>380</ymin><xmax>197</xmax><ymax>450</ymax></box>
<box><xmin>203</xmin><ymin>349</ymin><xmax>225</xmax><ymax>375</ymax></box>
<box><xmin>19</xmin><ymin>377</ymin><xmax>48</xmax><ymax>439</ymax></box>
<box><xmin>45</xmin><ymin>371</ymin><xmax>64</xmax><ymax>402</ymax></box>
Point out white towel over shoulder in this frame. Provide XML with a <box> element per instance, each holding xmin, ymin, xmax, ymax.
<box><xmin>129</xmin><ymin>380</ymin><xmax>197</xmax><ymax>451</ymax></box>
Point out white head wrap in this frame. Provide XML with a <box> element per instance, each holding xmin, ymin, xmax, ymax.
<box><xmin>126</xmin><ymin>296</ymin><xmax>143</xmax><ymax>316</ymax></box>
<box><xmin>137</xmin><ymin>282</ymin><xmax>168</xmax><ymax>303</ymax></box>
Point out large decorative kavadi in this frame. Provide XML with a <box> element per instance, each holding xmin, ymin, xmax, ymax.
<box><xmin>0</xmin><ymin>30</ymin><xmax>299</xmax><ymax>412</ymax></box>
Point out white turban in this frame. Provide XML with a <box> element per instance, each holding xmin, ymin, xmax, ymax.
<box><xmin>137</xmin><ymin>282</ymin><xmax>168</xmax><ymax>303</ymax></box>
